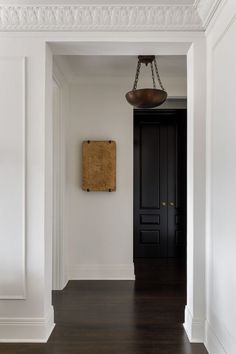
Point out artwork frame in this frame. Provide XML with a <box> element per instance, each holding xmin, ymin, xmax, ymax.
<box><xmin>82</xmin><ymin>140</ymin><xmax>116</xmax><ymax>192</ymax></box>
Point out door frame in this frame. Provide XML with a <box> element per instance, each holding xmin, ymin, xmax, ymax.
<box><xmin>52</xmin><ymin>63</ymin><xmax>69</xmax><ymax>290</ymax></box>
<box><xmin>47</xmin><ymin>33</ymin><xmax>206</xmax><ymax>342</ymax></box>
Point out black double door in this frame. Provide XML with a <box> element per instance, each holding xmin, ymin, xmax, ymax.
<box><xmin>134</xmin><ymin>109</ymin><xmax>187</xmax><ymax>260</ymax></box>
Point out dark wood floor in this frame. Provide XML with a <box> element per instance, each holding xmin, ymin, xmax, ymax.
<box><xmin>0</xmin><ymin>277</ymin><xmax>207</xmax><ymax>354</ymax></box>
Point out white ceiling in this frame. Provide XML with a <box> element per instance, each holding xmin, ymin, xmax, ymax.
<box><xmin>55</xmin><ymin>55</ymin><xmax>187</xmax><ymax>81</ymax></box>
<box><xmin>0</xmin><ymin>0</ymin><xmax>196</xmax><ymax>4</ymax></box>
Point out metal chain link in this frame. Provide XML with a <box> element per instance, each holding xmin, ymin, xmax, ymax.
<box><xmin>150</xmin><ymin>62</ymin><xmax>156</xmax><ymax>89</ymax></box>
<box><xmin>154</xmin><ymin>58</ymin><xmax>165</xmax><ymax>91</ymax></box>
<box><xmin>132</xmin><ymin>59</ymin><xmax>141</xmax><ymax>91</ymax></box>
<box><xmin>132</xmin><ymin>57</ymin><xmax>165</xmax><ymax>91</ymax></box>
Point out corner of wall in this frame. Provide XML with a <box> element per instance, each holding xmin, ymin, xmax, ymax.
<box><xmin>204</xmin><ymin>321</ymin><xmax>227</xmax><ymax>354</ymax></box>
<box><xmin>183</xmin><ymin>306</ymin><xmax>205</xmax><ymax>343</ymax></box>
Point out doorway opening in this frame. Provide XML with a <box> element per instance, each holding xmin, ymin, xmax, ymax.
<box><xmin>51</xmin><ymin>53</ymin><xmax>191</xmax><ymax>348</ymax></box>
<box><xmin>133</xmin><ymin>108</ymin><xmax>187</xmax><ymax>299</ymax></box>
<box><xmin>52</xmin><ymin>54</ymin><xmax>187</xmax><ymax>287</ymax></box>
<box><xmin>49</xmin><ymin>37</ymin><xmax>206</xmax><ymax>344</ymax></box>
<box><xmin>51</xmin><ymin>53</ymin><xmax>189</xmax><ymax>328</ymax></box>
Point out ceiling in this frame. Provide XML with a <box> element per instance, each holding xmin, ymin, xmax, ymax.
<box><xmin>0</xmin><ymin>0</ymin><xmax>196</xmax><ymax>4</ymax></box>
<box><xmin>55</xmin><ymin>55</ymin><xmax>187</xmax><ymax>81</ymax></box>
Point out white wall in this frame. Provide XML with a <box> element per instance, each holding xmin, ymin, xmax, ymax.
<box><xmin>64</xmin><ymin>69</ymin><xmax>187</xmax><ymax>280</ymax></box>
<box><xmin>205</xmin><ymin>1</ymin><xmax>236</xmax><ymax>353</ymax></box>
<box><xmin>66</xmin><ymin>77</ymin><xmax>134</xmax><ymax>279</ymax></box>
<box><xmin>0</xmin><ymin>57</ymin><xmax>26</xmax><ymax>299</ymax></box>
<box><xmin>0</xmin><ymin>38</ymin><xmax>54</xmax><ymax>342</ymax></box>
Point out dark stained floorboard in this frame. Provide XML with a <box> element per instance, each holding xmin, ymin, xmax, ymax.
<box><xmin>0</xmin><ymin>280</ymin><xmax>208</xmax><ymax>354</ymax></box>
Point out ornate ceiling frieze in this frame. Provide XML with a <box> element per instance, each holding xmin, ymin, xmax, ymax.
<box><xmin>0</xmin><ymin>5</ymin><xmax>203</xmax><ymax>31</ymax></box>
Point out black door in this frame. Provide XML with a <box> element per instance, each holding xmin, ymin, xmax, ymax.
<box><xmin>134</xmin><ymin>109</ymin><xmax>187</xmax><ymax>260</ymax></box>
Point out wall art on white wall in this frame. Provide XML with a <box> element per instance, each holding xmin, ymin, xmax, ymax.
<box><xmin>82</xmin><ymin>140</ymin><xmax>116</xmax><ymax>192</ymax></box>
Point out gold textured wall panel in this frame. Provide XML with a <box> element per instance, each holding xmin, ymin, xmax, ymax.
<box><xmin>82</xmin><ymin>140</ymin><xmax>116</xmax><ymax>192</ymax></box>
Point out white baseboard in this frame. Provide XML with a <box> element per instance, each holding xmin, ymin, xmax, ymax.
<box><xmin>0</xmin><ymin>306</ymin><xmax>55</xmax><ymax>343</ymax></box>
<box><xmin>183</xmin><ymin>306</ymin><xmax>205</xmax><ymax>343</ymax></box>
<box><xmin>67</xmin><ymin>263</ymin><xmax>135</xmax><ymax>280</ymax></box>
<box><xmin>204</xmin><ymin>319</ymin><xmax>236</xmax><ymax>354</ymax></box>
<box><xmin>205</xmin><ymin>321</ymin><xmax>226</xmax><ymax>354</ymax></box>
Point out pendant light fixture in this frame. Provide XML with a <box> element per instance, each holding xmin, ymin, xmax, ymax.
<box><xmin>126</xmin><ymin>55</ymin><xmax>167</xmax><ymax>109</ymax></box>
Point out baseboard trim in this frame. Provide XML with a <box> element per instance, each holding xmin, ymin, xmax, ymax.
<box><xmin>204</xmin><ymin>320</ymin><xmax>231</xmax><ymax>354</ymax></box>
<box><xmin>183</xmin><ymin>306</ymin><xmax>205</xmax><ymax>343</ymax></box>
<box><xmin>0</xmin><ymin>306</ymin><xmax>55</xmax><ymax>343</ymax></box>
<box><xmin>67</xmin><ymin>264</ymin><xmax>135</xmax><ymax>280</ymax></box>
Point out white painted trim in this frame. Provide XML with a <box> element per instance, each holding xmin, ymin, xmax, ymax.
<box><xmin>53</xmin><ymin>59</ymin><xmax>67</xmax><ymax>88</ymax></box>
<box><xmin>205</xmin><ymin>9</ymin><xmax>236</xmax><ymax>354</ymax></box>
<box><xmin>184</xmin><ymin>39</ymin><xmax>206</xmax><ymax>344</ymax></box>
<box><xmin>52</xmin><ymin>62</ymin><xmax>68</xmax><ymax>291</ymax></box>
<box><xmin>205</xmin><ymin>321</ymin><xmax>227</xmax><ymax>354</ymax></box>
<box><xmin>0</xmin><ymin>306</ymin><xmax>55</xmax><ymax>343</ymax></box>
<box><xmin>196</xmin><ymin>0</ymin><xmax>224</xmax><ymax>29</ymax></box>
<box><xmin>0</xmin><ymin>1</ymin><xmax>227</xmax><ymax>32</ymax></box>
<box><xmin>0</xmin><ymin>56</ymin><xmax>26</xmax><ymax>300</ymax></box>
<box><xmin>67</xmin><ymin>264</ymin><xmax>135</xmax><ymax>280</ymax></box>
<box><xmin>52</xmin><ymin>80</ymin><xmax>62</xmax><ymax>291</ymax></box>
<box><xmin>183</xmin><ymin>306</ymin><xmax>205</xmax><ymax>343</ymax></box>
<box><xmin>0</xmin><ymin>5</ymin><xmax>203</xmax><ymax>32</ymax></box>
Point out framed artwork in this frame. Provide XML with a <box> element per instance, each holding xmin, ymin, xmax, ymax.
<box><xmin>82</xmin><ymin>140</ymin><xmax>116</xmax><ymax>192</ymax></box>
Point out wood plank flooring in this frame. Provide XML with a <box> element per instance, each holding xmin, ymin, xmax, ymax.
<box><xmin>0</xmin><ymin>280</ymin><xmax>207</xmax><ymax>354</ymax></box>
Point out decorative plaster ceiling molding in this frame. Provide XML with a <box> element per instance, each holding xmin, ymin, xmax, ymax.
<box><xmin>0</xmin><ymin>5</ymin><xmax>203</xmax><ymax>31</ymax></box>
<box><xmin>196</xmin><ymin>0</ymin><xmax>223</xmax><ymax>28</ymax></box>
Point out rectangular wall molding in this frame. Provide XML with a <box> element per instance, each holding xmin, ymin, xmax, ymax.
<box><xmin>0</xmin><ymin>57</ymin><xmax>26</xmax><ymax>299</ymax></box>
<box><xmin>67</xmin><ymin>264</ymin><xmax>135</xmax><ymax>280</ymax></box>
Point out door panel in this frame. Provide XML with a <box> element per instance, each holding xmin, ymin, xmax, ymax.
<box><xmin>140</xmin><ymin>123</ymin><xmax>160</xmax><ymax>209</ymax></box>
<box><xmin>134</xmin><ymin>115</ymin><xmax>168</xmax><ymax>258</ymax></box>
<box><xmin>167</xmin><ymin>118</ymin><xmax>187</xmax><ymax>258</ymax></box>
<box><xmin>134</xmin><ymin>109</ymin><xmax>186</xmax><ymax>260</ymax></box>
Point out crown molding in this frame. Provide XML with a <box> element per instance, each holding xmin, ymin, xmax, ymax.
<box><xmin>196</xmin><ymin>0</ymin><xmax>223</xmax><ymax>28</ymax></box>
<box><xmin>0</xmin><ymin>5</ymin><xmax>203</xmax><ymax>31</ymax></box>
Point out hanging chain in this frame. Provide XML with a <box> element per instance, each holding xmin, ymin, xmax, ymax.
<box><xmin>150</xmin><ymin>62</ymin><xmax>156</xmax><ymax>89</ymax></box>
<box><xmin>154</xmin><ymin>58</ymin><xmax>165</xmax><ymax>91</ymax></box>
<box><xmin>132</xmin><ymin>56</ymin><xmax>165</xmax><ymax>91</ymax></box>
<box><xmin>132</xmin><ymin>59</ymin><xmax>141</xmax><ymax>91</ymax></box>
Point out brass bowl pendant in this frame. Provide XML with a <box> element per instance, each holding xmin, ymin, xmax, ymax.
<box><xmin>125</xmin><ymin>55</ymin><xmax>167</xmax><ymax>109</ymax></box>
<box><xmin>126</xmin><ymin>88</ymin><xmax>167</xmax><ymax>109</ymax></box>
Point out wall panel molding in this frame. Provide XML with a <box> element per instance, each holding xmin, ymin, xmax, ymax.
<box><xmin>0</xmin><ymin>5</ymin><xmax>203</xmax><ymax>31</ymax></box>
<box><xmin>0</xmin><ymin>57</ymin><xmax>26</xmax><ymax>299</ymax></box>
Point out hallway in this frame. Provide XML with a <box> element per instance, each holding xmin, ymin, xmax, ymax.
<box><xmin>0</xmin><ymin>281</ymin><xmax>207</xmax><ymax>354</ymax></box>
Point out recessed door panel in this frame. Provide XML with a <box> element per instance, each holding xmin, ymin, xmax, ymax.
<box><xmin>140</xmin><ymin>215</ymin><xmax>160</xmax><ymax>225</ymax></box>
<box><xmin>140</xmin><ymin>231</ymin><xmax>160</xmax><ymax>244</ymax></box>
<box><xmin>140</xmin><ymin>124</ymin><xmax>160</xmax><ymax>209</ymax></box>
<box><xmin>167</xmin><ymin>116</ymin><xmax>187</xmax><ymax>258</ymax></box>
